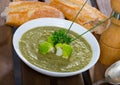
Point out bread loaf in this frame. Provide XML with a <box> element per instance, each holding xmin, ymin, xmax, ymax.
<box><xmin>50</xmin><ymin>0</ymin><xmax>108</xmax><ymax>34</ymax></box>
<box><xmin>1</xmin><ymin>1</ymin><xmax>64</xmax><ymax>27</ymax></box>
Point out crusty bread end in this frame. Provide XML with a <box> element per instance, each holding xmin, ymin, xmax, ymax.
<box><xmin>2</xmin><ymin>1</ymin><xmax>64</xmax><ymax>27</ymax></box>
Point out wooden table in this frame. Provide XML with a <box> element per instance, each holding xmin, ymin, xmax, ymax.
<box><xmin>0</xmin><ymin>0</ymin><xmax>112</xmax><ymax>85</ymax></box>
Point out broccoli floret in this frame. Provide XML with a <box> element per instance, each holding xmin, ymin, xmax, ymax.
<box><xmin>55</xmin><ymin>43</ymin><xmax>63</xmax><ymax>56</ymax></box>
<box><xmin>38</xmin><ymin>41</ymin><xmax>54</xmax><ymax>54</ymax></box>
<box><xmin>55</xmin><ymin>43</ymin><xmax>73</xmax><ymax>59</ymax></box>
<box><xmin>62</xmin><ymin>44</ymin><xmax>73</xmax><ymax>59</ymax></box>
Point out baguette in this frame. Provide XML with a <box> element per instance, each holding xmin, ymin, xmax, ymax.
<box><xmin>50</xmin><ymin>0</ymin><xmax>108</xmax><ymax>34</ymax></box>
<box><xmin>1</xmin><ymin>1</ymin><xmax>64</xmax><ymax>27</ymax></box>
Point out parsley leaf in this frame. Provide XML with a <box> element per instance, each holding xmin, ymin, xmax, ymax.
<box><xmin>49</xmin><ymin>29</ymin><xmax>72</xmax><ymax>45</ymax></box>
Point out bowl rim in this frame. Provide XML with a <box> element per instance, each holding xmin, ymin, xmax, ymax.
<box><xmin>13</xmin><ymin>18</ymin><xmax>100</xmax><ymax>77</ymax></box>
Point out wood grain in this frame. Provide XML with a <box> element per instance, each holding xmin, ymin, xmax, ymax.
<box><xmin>0</xmin><ymin>25</ymin><xmax>14</xmax><ymax>85</ymax></box>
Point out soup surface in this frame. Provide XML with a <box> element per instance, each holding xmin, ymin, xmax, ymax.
<box><xmin>19</xmin><ymin>26</ymin><xmax>92</xmax><ymax>72</ymax></box>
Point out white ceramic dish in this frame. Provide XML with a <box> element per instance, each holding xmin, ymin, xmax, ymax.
<box><xmin>13</xmin><ymin>18</ymin><xmax>100</xmax><ymax>77</ymax></box>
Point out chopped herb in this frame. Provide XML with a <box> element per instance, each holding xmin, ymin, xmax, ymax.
<box><xmin>49</xmin><ymin>29</ymin><xmax>72</xmax><ymax>45</ymax></box>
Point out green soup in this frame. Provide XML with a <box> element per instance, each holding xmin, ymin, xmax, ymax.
<box><xmin>19</xmin><ymin>26</ymin><xmax>92</xmax><ymax>72</ymax></box>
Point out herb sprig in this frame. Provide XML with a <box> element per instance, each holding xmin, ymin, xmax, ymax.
<box><xmin>49</xmin><ymin>29</ymin><xmax>72</xmax><ymax>46</ymax></box>
<box><xmin>66</xmin><ymin>0</ymin><xmax>89</xmax><ymax>34</ymax></box>
<box><xmin>71</xmin><ymin>15</ymin><xmax>114</xmax><ymax>41</ymax></box>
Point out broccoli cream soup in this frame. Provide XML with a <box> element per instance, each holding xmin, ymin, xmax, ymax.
<box><xmin>19</xmin><ymin>26</ymin><xmax>92</xmax><ymax>72</ymax></box>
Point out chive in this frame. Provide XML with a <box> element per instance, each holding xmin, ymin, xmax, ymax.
<box><xmin>66</xmin><ymin>0</ymin><xmax>89</xmax><ymax>34</ymax></box>
<box><xmin>71</xmin><ymin>15</ymin><xmax>114</xmax><ymax>41</ymax></box>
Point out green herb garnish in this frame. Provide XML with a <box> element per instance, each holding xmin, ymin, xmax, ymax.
<box><xmin>71</xmin><ymin>15</ymin><xmax>114</xmax><ymax>41</ymax></box>
<box><xmin>48</xmin><ymin>29</ymin><xmax>72</xmax><ymax>46</ymax></box>
<box><xmin>66</xmin><ymin>0</ymin><xmax>89</xmax><ymax>34</ymax></box>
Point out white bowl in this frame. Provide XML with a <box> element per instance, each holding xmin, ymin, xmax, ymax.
<box><xmin>13</xmin><ymin>18</ymin><xmax>100</xmax><ymax>77</ymax></box>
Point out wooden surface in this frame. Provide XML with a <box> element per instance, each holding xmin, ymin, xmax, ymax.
<box><xmin>0</xmin><ymin>0</ymin><xmax>112</xmax><ymax>85</ymax></box>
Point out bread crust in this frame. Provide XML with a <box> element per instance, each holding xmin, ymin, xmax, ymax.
<box><xmin>4</xmin><ymin>1</ymin><xmax>64</xmax><ymax>27</ymax></box>
<box><xmin>50</xmin><ymin>0</ymin><xmax>108</xmax><ymax>34</ymax></box>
